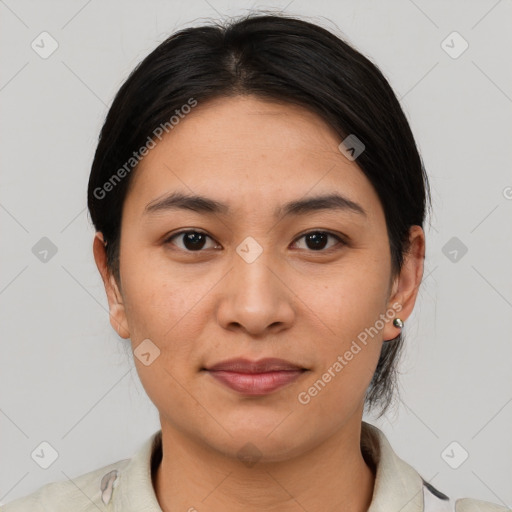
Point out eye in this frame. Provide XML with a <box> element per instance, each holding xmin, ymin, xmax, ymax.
<box><xmin>291</xmin><ymin>231</ymin><xmax>344</xmax><ymax>251</ymax></box>
<box><xmin>164</xmin><ymin>230</ymin><xmax>220</xmax><ymax>251</ymax></box>
<box><xmin>164</xmin><ymin>229</ymin><xmax>345</xmax><ymax>253</ymax></box>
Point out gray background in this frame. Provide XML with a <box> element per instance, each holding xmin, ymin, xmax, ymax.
<box><xmin>1</xmin><ymin>0</ymin><xmax>511</xmax><ymax>507</ymax></box>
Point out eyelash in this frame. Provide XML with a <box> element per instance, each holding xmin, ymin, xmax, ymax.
<box><xmin>163</xmin><ymin>229</ymin><xmax>346</xmax><ymax>253</ymax></box>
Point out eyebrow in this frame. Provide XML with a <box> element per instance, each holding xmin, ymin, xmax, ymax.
<box><xmin>144</xmin><ymin>191</ymin><xmax>367</xmax><ymax>218</ymax></box>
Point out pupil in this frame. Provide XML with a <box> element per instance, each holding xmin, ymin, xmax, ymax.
<box><xmin>306</xmin><ymin>232</ymin><xmax>327</xmax><ymax>250</ymax></box>
<box><xmin>184</xmin><ymin>232</ymin><xmax>206</xmax><ymax>250</ymax></box>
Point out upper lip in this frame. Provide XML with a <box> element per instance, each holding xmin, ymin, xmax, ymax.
<box><xmin>205</xmin><ymin>357</ymin><xmax>305</xmax><ymax>373</ymax></box>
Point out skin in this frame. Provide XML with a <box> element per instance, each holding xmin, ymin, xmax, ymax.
<box><xmin>93</xmin><ymin>95</ymin><xmax>425</xmax><ymax>512</ymax></box>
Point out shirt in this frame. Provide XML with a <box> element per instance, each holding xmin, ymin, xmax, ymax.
<box><xmin>2</xmin><ymin>421</ymin><xmax>509</xmax><ymax>511</ymax></box>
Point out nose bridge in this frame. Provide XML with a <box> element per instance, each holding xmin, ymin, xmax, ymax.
<box><xmin>217</xmin><ymin>242</ymin><xmax>295</xmax><ymax>334</ymax></box>
<box><xmin>235</xmin><ymin>248</ymin><xmax>276</xmax><ymax>296</ymax></box>
<box><xmin>233</xmin><ymin>245</ymin><xmax>282</xmax><ymax>310</ymax></box>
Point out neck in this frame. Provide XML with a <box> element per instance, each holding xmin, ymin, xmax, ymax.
<box><xmin>153</xmin><ymin>419</ymin><xmax>375</xmax><ymax>512</ymax></box>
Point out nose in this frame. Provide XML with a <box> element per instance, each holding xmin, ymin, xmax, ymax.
<box><xmin>216</xmin><ymin>251</ymin><xmax>295</xmax><ymax>337</ymax></box>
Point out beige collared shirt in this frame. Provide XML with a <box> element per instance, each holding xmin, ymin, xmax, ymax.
<box><xmin>2</xmin><ymin>421</ymin><xmax>508</xmax><ymax>511</ymax></box>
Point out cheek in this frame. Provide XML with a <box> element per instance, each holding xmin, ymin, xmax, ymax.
<box><xmin>297</xmin><ymin>252</ymin><xmax>390</xmax><ymax>392</ymax></box>
<box><xmin>120</xmin><ymin>267</ymin><xmax>212</xmax><ymax>415</ymax></box>
<box><xmin>123</xmin><ymin>276</ymin><xmax>209</xmax><ymax>347</ymax></box>
<box><xmin>119</xmin><ymin>250</ymin><xmax>224</xmax><ymax>378</ymax></box>
<box><xmin>304</xmin><ymin>253</ymin><xmax>391</xmax><ymax>338</ymax></box>
<box><xmin>120</xmin><ymin>242</ymin><xmax>194</xmax><ymax>332</ymax></box>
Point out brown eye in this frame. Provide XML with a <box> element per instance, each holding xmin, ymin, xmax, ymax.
<box><xmin>165</xmin><ymin>230</ymin><xmax>218</xmax><ymax>251</ymax></box>
<box><xmin>292</xmin><ymin>231</ymin><xmax>343</xmax><ymax>251</ymax></box>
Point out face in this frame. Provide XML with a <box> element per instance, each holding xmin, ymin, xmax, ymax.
<box><xmin>94</xmin><ymin>95</ymin><xmax>424</xmax><ymax>461</ymax></box>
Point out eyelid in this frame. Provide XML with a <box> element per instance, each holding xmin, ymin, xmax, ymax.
<box><xmin>164</xmin><ymin>229</ymin><xmax>220</xmax><ymax>250</ymax></box>
<box><xmin>290</xmin><ymin>230</ymin><xmax>346</xmax><ymax>251</ymax></box>
<box><xmin>164</xmin><ymin>229</ymin><xmax>347</xmax><ymax>253</ymax></box>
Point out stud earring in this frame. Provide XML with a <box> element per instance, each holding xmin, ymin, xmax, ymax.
<box><xmin>393</xmin><ymin>318</ymin><xmax>404</xmax><ymax>329</ymax></box>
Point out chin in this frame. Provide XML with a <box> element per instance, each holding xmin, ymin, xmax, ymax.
<box><xmin>217</xmin><ymin>435</ymin><xmax>307</xmax><ymax>464</ymax></box>
<box><xmin>198</xmin><ymin>420</ymin><xmax>315</xmax><ymax>464</ymax></box>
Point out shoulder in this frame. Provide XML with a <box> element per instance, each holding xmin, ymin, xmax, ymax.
<box><xmin>422</xmin><ymin>478</ymin><xmax>510</xmax><ymax>512</ymax></box>
<box><xmin>421</xmin><ymin>478</ymin><xmax>510</xmax><ymax>512</ymax></box>
<box><xmin>454</xmin><ymin>498</ymin><xmax>510</xmax><ymax>512</ymax></box>
<box><xmin>361</xmin><ymin>422</ymin><xmax>509</xmax><ymax>512</ymax></box>
<box><xmin>1</xmin><ymin>430</ymin><xmax>161</xmax><ymax>512</ymax></box>
<box><xmin>1</xmin><ymin>458</ymin><xmax>130</xmax><ymax>512</ymax></box>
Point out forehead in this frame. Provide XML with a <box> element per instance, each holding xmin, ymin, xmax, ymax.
<box><xmin>123</xmin><ymin>95</ymin><xmax>382</xmax><ymax>222</ymax></box>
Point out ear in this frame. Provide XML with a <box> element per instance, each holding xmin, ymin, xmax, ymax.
<box><xmin>93</xmin><ymin>232</ymin><xmax>130</xmax><ymax>339</ymax></box>
<box><xmin>382</xmin><ymin>225</ymin><xmax>425</xmax><ymax>342</ymax></box>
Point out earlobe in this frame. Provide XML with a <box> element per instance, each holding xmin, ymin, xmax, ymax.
<box><xmin>93</xmin><ymin>232</ymin><xmax>131</xmax><ymax>339</ymax></box>
<box><xmin>382</xmin><ymin>225</ymin><xmax>425</xmax><ymax>342</ymax></box>
<box><xmin>108</xmin><ymin>302</ymin><xmax>131</xmax><ymax>339</ymax></box>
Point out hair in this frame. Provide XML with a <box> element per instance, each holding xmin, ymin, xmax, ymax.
<box><xmin>87</xmin><ymin>12</ymin><xmax>431</xmax><ymax>418</ymax></box>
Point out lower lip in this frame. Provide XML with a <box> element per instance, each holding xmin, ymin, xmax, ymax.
<box><xmin>206</xmin><ymin>370</ymin><xmax>305</xmax><ymax>395</ymax></box>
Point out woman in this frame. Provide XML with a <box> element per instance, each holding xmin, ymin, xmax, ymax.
<box><xmin>3</xmin><ymin>13</ymin><xmax>508</xmax><ymax>512</ymax></box>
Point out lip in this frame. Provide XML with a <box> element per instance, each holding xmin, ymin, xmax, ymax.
<box><xmin>205</xmin><ymin>357</ymin><xmax>305</xmax><ymax>373</ymax></box>
<box><xmin>204</xmin><ymin>358</ymin><xmax>307</xmax><ymax>396</ymax></box>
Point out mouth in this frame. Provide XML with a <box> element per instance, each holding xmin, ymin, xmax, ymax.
<box><xmin>202</xmin><ymin>357</ymin><xmax>309</xmax><ymax>396</ymax></box>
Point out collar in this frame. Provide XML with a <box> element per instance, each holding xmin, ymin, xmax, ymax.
<box><xmin>362</xmin><ymin>421</ymin><xmax>426</xmax><ymax>511</ymax></box>
<box><xmin>110</xmin><ymin>421</ymin><xmax>440</xmax><ymax>511</ymax></box>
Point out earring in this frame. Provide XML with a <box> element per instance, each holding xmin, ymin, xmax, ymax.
<box><xmin>393</xmin><ymin>318</ymin><xmax>404</xmax><ymax>329</ymax></box>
